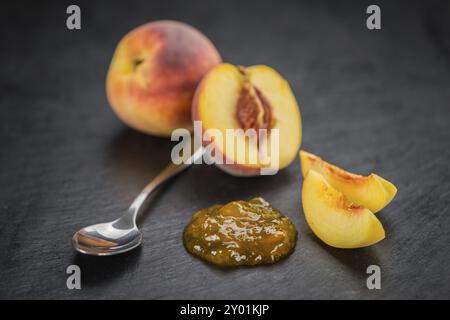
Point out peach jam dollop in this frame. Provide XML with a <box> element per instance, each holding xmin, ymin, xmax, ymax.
<box><xmin>183</xmin><ymin>197</ymin><xmax>297</xmax><ymax>267</ymax></box>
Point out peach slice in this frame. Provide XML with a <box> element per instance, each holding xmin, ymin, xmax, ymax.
<box><xmin>302</xmin><ymin>170</ymin><xmax>385</xmax><ymax>248</ymax></box>
<box><xmin>192</xmin><ymin>63</ymin><xmax>302</xmax><ymax>176</ymax></box>
<box><xmin>300</xmin><ymin>151</ymin><xmax>397</xmax><ymax>213</ymax></box>
<box><xmin>107</xmin><ymin>20</ymin><xmax>222</xmax><ymax>136</ymax></box>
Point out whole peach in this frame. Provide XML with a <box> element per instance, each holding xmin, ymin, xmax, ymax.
<box><xmin>106</xmin><ymin>20</ymin><xmax>222</xmax><ymax>136</ymax></box>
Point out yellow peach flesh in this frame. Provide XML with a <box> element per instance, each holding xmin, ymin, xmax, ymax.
<box><xmin>300</xmin><ymin>150</ymin><xmax>397</xmax><ymax>213</ymax></box>
<box><xmin>302</xmin><ymin>170</ymin><xmax>385</xmax><ymax>248</ymax></box>
<box><xmin>193</xmin><ymin>63</ymin><xmax>302</xmax><ymax>175</ymax></box>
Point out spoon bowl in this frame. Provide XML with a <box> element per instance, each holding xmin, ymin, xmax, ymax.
<box><xmin>72</xmin><ymin>220</ymin><xmax>142</xmax><ymax>256</ymax></box>
<box><xmin>72</xmin><ymin>143</ymin><xmax>203</xmax><ymax>256</ymax></box>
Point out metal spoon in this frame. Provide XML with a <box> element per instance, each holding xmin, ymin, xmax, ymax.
<box><xmin>72</xmin><ymin>144</ymin><xmax>203</xmax><ymax>256</ymax></box>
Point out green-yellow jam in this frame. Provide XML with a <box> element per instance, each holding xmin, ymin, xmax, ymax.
<box><xmin>183</xmin><ymin>197</ymin><xmax>297</xmax><ymax>267</ymax></box>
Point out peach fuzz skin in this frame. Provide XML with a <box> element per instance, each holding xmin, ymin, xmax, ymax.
<box><xmin>107</xmin><ymin>20</ymin><xmax>222</xmax><ymax>137</ymax></box>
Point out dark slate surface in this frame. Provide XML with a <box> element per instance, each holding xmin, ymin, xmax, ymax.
<box><xmin>0</xmin><ymin>0</ymin><xmax>449</xmax><ymax>299</ymax></box>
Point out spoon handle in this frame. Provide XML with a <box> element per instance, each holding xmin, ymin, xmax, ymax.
<box><xmin>126</xmin><ymin>145</ymin><xmax>204</xmax><ymax>221</ymax></box>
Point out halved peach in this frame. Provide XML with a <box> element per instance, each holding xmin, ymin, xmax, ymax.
<box><xmin>300</xmin><ymin>151</ymin><xmax>397</xmax><ymax>213</ymax></box>
<box><xmin>192</xmin><ymin>63</ymin><xmax>302</xmax><ymax>176</ymax></box>
<box><xmin>302</xmin><ymin>170</ymin><xmax>385</xmax><ymax>248</ymax></box>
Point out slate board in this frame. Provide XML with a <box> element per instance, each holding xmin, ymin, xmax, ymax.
<box><xmin>0</xmin><ymin>0</ymin><xmax>449</xmax><ymax>299</ymax></box>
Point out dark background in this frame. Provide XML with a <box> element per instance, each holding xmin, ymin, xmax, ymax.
<box><xmin>1</xmin><ymin>0</ymin><xmax>449</xmax><ymax>299</ymax></box>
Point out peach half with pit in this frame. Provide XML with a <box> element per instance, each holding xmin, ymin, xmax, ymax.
<box><xmin>192</xmin><ymin>63</ymin><xmax>302</xmax><ymax>176</ymax></box>
<box><xmin>302</xmin><ymin>170</ymin><xmax>386</xmax><ymax>249</ymax></box>
<box><xmin>300</xmin><ymin>151</ymin><xmax>397</xmax><ymax>213</ymax></box>
<box><xmin>107</xmin><ymin>20</ymin><xmax>222</xmax><ymax>136</ymax></box>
